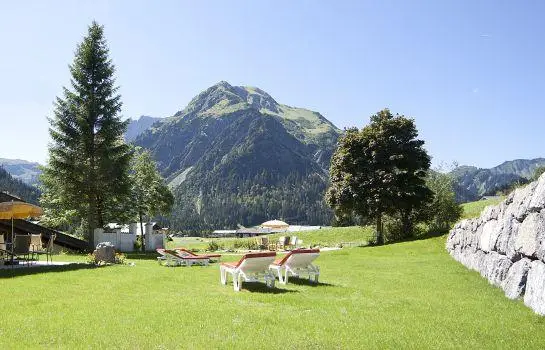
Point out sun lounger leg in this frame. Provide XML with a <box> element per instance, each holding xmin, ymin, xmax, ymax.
<box><xmin>265</xmin><ymin>272</ymin><xmax>275</xmax><ymax>288</ymax></box>
<box><xmin>309</xmin><ymin>265</ymin><xmax>320</xmax><ymax>283</ymax></box>
<box><xmin>220</xmin><ymin>266</ymin><xmax>228</xmax><ymax>285</ymax></box>
<box><xmin>276</xmin><ymin>267</ymin><xmax>285</xmax><ymax>284</ymax></box>
<box><xmin>234</xmin><ymin>273</ymin><xmax>242</xmax><ymax>291</ymax></box>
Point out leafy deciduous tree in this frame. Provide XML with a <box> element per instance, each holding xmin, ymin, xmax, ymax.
<box><xmin>326</xmin><ymin>109</ymin><xmax>432</xmax><ymax>244</ymax></box>
<box><xmin>423</xmin><ymin>170</ymin><xmax>462</xmax><ymax>232</ymax></box>
<box><xmin>130</xmin><ymin>148</ymin><xmax>174</xmax><ymax>251</ymax></box>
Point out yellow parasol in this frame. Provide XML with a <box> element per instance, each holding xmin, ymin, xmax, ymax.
<box><xmin>0</xmin><ymin>201</ymin><xmax>44</xmax><ymax>264</ymax></box>
<box><xmin>0</xmin><ymin>201</ymin><xmax>43</xmax><ymax>219</ymax></box>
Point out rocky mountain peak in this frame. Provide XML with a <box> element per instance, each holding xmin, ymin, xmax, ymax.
<box><xmin>232</xmin><ymin>85</ymin><xmax>279</xmax><ymax>113</ymax></box>
<box><xmin>181</xmin><ymin>81</ymin><xmax>281</xmax><ymax>117</ymax></box>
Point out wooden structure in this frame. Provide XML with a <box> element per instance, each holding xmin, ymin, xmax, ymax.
<box><xmin>0</xmin><ymin>191</ymin><xmax>87</xmax><ymax>252</ymax></box>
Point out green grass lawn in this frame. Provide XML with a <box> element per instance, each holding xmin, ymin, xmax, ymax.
<box><xmin>1</xmin><ymin>224</ymin><xmax>544</xmax><ymax>349</ymax></box>
<box><xmin>170</xmin><ymin>226</ymin><xmax>374</xmax><ymax>252</ymax></box>
<box><xmin>461</xmin><ymin>196</ymin><xmax>504</xmax><ymax>219</ymax></box>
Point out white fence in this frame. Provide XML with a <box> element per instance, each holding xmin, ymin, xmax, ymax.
<box><xmin>94</xmin><ymin>223</ymin><xmax>164</xmax><ymax>252</ymax></box>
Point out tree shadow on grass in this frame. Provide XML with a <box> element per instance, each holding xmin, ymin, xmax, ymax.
<box><xmin>285</xmin><ymin>277</ymin><xmax>334</xmax><ymax>287</ymax></box>
<box><xmin>0</xmin><ymin>263</ymin><xmax>96</xmax><ymax>279</ymax></box>
<box><xmin>240</xmin><ymin>282</ymin><xmax>297</xmax><ymax>294</ymax></box>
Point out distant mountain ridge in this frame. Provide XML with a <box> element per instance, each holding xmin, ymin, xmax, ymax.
<box><xmin>450</xmin><ymin>158</ymin><xmax>545</xmax><ymax>202</ymax></box>
<box><xmin>125</xmin><ymin>115</ymin><xmax>162</xmax><ymax>142</ymax></box>
<box><xmin>0</xmin><ymin>158</ymin><xmax>41</xmax><ymax>186</ymax></box>
<box><xmin>0</xmin><ymin>166</ymin><xmax>40</xmax><ymax>204</ymax></box>
<box><xmin>134</xmin><ymin>81</ymin><xmax>341</xmax><ymax>230</ymax></box>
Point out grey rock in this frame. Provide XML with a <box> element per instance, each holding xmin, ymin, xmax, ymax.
<box><xmin>495</xmin><ymin>218</ymin><xmax>519</xmax><ymax>257</ymax></box>
<box><xmin>515</xmin><ymin>212</ymin><xmax>545</xmax><ymax>258</ymax></box>
<box><xmin>469</xmin><ymin>250</ymin><xmax>486</xmax><ymax>272</ymax></box>
<box><xmin>479</xmin><ymin>220</ymin><xmax>498</xmax><ymax>252</ymax></box>
<box><xmin>524</xmin><ymin>260</ymin><xmax>545</xmax><ymax>315</ymax></box>
<box><xmin>514</xmin><ymin>182</ymin><xmax>538</xmax><ymax>221</ymax></box>
<box><xmin>481</xmin><ymin>205</ymin><xmax>500</xmax><ymax>222</ymax></box>
<box><xmin>94</xmin><ymin>242</ymin><xmax>116</xmax><ymax>263</ymax></box>
<box><xmin>484</xmin><ymin>252</ymin><xmax>513</xmax><ymax>286</ymax></box>
<box><xmin>529</xmin><ymin>174</ymin><xmax>545</xmax><ymax>211</ymax></box>
<box><xmin>503</xmin><ymin>258</ymin><xmax>532</xmax><ymax>299</ymax></box>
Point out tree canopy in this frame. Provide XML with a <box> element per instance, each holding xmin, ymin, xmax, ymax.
<box><xmin>130</xmin><ymin>148</ymin><xmax>174</xmax><ymax>250</ymax></box>
<box><xmin>326</xmin><ymin>109</ymin><xmax>432</xmax><ymax>244</ymax></box>
<box><xmin>423</xmin><ymin>170</ymin><xmax>462</xmax><ymax>232</ymax></box>
<box><xmin>40</xmin><ymin>22</ymin><xmax>132</xmax><ymax>247</ymax></box>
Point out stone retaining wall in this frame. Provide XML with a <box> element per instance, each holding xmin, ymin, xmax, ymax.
<box><xmin>446</xmin><ymin>173</ymin><xmax>545</xmax><ymax>315</ymax></box>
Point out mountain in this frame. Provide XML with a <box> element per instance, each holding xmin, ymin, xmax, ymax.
<box><xmin>0</xmin><ymin>166</ymin><xmax>40</xmax><ymax>204</ymax></box>
<box><xmin>134</xmin><ymin>81</ymin><xmax>341</xmax><ymax>231</ymax></box>
<box><xmin>125</xmin><ymin>115</ymin><xmax>162</xmax><ymax>142</ymax></box>
<box><xmin>450</xmin><ymin>158</ymin><xmax>545</xmax><ymax>202</ymax></box>
<box><xmin>0</xmin><ymin>158</ymin><xmax>41</xmax><ymax>186</ymax></box>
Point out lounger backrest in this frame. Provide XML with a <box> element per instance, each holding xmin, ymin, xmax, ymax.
<box><xmin>162</xmin><ymin>249</ymin><xmax>182</xmax><ymax>258</ymax></box>
<box><xmin>278</xmin><ymin>249</ymin><xmax>320</xmax><ymax>268</ymax></box>
<box><xmin>165</xmin><ymin>249</ymin><xmax>208</xmax><ymax>260</ymax></box>
<box><xmin>30</xmin><ymin>234</ymin><xmax>42</xmax><ymax>250</ymax></box>
<box><xmin>166</xmin><ymin>249</ymin><xmax>187</xmax><ymax>258</ymax></box>
<box><xmin>175</xmin><ymin>248</ymin><xmax>197</xmax><ymax>257</ymax></box>
<box><xmin>14</xmin><ymin>235</ymin><xmax>30</xmax><ymax>254</ymax></box>
<box><xmin>235</xmin><ymin>252</ymin><xmax>276</xmax><ymax>273</ymax></box>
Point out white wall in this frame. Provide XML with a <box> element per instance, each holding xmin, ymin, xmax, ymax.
<box><xmin>94</xmin><ymin>225</ymin><xmax>164</xmax><ymax>252</ymax></box>
<box><xmin>94</xmin><ymin>228</ymin><xmax>136</xmax><ymax>252</ymax></box>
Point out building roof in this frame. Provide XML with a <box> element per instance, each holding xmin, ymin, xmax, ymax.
<box><xmin>0</xmin><ymin>192</ymin><xmax>25</xmax><ymax>203</ymax></box>
<box><xmin>236</xmin><ymin>227</ymin><xmax>271</xmax><ymax>234</ymax></box>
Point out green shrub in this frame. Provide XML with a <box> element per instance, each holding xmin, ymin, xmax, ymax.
<box><xmin>133</xmin><ymin>238</ymin><xmax>142</xmax><ymax>251</ymax></box>
<box><xmin>115</xmin><ymin>252</ymin><xmax>126</xmax><ymax>264</ymax></box>
<box><xmin>206</xmin><ymin>240</ymin><xmax>223</xmax><ymax>252</ymax></box>
<box><xmin>230</xmin><ymin>238</ymin><xmax>259</xmax><ymax>251</ymax></box>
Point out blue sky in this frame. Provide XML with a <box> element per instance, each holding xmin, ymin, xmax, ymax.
<box><xmin>1</xmin><ymin>0</ymin><xmax>544</xmax><ymax>168</ymax></box>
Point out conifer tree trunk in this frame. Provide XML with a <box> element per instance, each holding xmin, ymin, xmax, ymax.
<box><xmin>376</xmin><ymin>214</ymin><xmax>384</xmax><ymax>245</ymax></box>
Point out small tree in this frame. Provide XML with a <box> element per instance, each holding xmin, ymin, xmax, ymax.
<box><xmin>533</xmin><ymin>166</ymin><xmax>545</xmax><ymax>181</ymax></box>
<box><xmin>326</xmin><ymin>109</ymin><xmax>431</xmax><ymax>244</ymax></box>
<box><xmin>130</xmin><ymin>148</ymin><xmax>174</xmax><ymax>251</ymax></box>
<box><xmin>41</xmin><ymin>22</ymin><xmax>132</xmax><ymax>247</ymax></box>
<box><xmin>424</xmin><ymin>171</ymin><xmax>462</xmax><ymax>232</ymax></box>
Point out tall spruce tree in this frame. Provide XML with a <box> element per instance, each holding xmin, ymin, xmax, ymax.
<box><xmin>326</xmin><ymin>109</ymin><xmax>432</xmax><ymax>244</ymax></box>
<box><xmin>40</xmin><ymin>21</ymin><xmax>132</xmax><ymax>248</ymax></box>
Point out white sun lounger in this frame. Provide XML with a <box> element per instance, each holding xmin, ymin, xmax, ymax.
<box><xmin>269</xmin><ymin>249</ymin><xmax>320</xmax><ymax>284</ymax></box>
<box><xmin>156</xmin><ymin>249</ymin><xmax>210</xmax><ymax>266</ymax></box>
<box><xmin>220</xmin><ymin>252</ymin><xmax>276</xmax><ymax>291</ymax></box>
